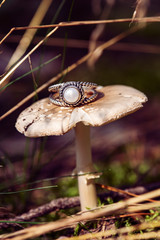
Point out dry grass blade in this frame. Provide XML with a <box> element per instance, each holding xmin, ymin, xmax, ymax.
<box><xmin>125</xmin><ymin>188</ymin><xmax>160</xmax><ymax>205</ymax></box>
<box><xmin>0</xmin><ymin>0</ymin><xmax>6</xmax><ymax>8</ymax></box>
<box><xmin>1</xmin><ymin>16</ymin><xmax>160</xmax><ymax>46</ymax></box>
<box><xmin>88</xmin><ymin>0</ymin><xmax>115</xmax><ymax>68</ymax></box>
<box><xmin>0</xmin><ymin>0</ymin><xmax>53</xmax><ymax>87</ymax></box>
<box><xmin>116</xmin><ymin>230</ymin><xmax>160</xmax><ymax>240</ymax></box>
<box><xmin>6</xmin><ymin>0</ymin><xmax>52</xmax><ymax>70</ymax></box>
<box><xmin>132</xmin><ymin>0</ymin><xmax>150</xmax><ymax>25</ymax></box>
<box><xmin>0</xmin><ymin>26</ymin><xmax>58</xmax><ymax>87</ymax></box>
<box><xmin>53</xmin><ymin>224</ymin><xmax>160</xmax><ymax>240</ymax></box>
<box><xmin>127</xmin><ymin>201</ymin><xmax>160</xmax><ymax>213</ymax></box>
<box><xmin>0</xmin><ymin>25</ymin><xmax>139</xmax><ymax>121</ymax></box>
<box><xmin>1</xmin><ymin>188</ymin><xmax>160</xmax><ymax>240</ymax></box>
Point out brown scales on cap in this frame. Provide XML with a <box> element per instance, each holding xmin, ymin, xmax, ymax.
<box><xmin>16</xmin><ymin>85</ymin><xmax>147</xmax><ymax>137</ymax></box>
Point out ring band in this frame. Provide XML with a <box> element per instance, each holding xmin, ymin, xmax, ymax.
<box><xmin>48</xmin><ymin>81</ymin><xmax>98</xmax><ymax>107</ymax></box>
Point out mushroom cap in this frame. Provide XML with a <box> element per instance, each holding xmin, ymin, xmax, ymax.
<box><xmin>15</xmin><ymin>85</ymin><xmax>147</xmax><ymax>137</ymax></box>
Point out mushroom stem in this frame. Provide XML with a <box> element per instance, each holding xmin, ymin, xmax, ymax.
<box><xmin>75</xmin><ymin>122</ymin><xmax>97</xmax><ymax>211</ymax></box>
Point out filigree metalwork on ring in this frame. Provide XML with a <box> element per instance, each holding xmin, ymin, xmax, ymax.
<box><xmin>48</xmin><ymin>81</ymin><xmax>98</xmax><ymax>107</ymax></box>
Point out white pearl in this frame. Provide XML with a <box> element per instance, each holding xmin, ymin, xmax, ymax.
<box><xmin>63</xmin><ymin>87</ymin><xmax>80</xmax><ymax>104</ymax></box>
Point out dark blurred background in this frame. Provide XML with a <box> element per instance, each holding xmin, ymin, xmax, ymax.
<box><xmin>0</xmin><ymin>0</ymin><xmax>160</xmax><ymax>212</ymax></box>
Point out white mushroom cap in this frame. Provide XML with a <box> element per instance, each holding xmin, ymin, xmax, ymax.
<box><xmin>15</xmin><ymin>85</ymin><xmax>147</xmax><ymax>137</ymax></box>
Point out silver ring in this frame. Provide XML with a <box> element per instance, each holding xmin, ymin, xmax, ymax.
<box><xmin>48</xmin><ymin>81</ymin><xmax>98</xmax><ymax>107</ymax></box>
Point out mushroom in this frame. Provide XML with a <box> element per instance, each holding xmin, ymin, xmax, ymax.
<box><xmin>15</xmin><ymin>84</ymin><xmax>147</xmax><ymax>211</ymax></box>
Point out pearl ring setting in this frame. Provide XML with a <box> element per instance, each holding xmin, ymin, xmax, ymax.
<box><xmin>48</xmin><ymin>81</ymin><xmax>98</xmax><ymax>107</ymax></box>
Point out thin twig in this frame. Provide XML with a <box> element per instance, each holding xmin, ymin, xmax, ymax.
<box><xmin>0</xmin><ymin>197</ymin><xmax>80</xmax><ymax>229</ymax></box>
